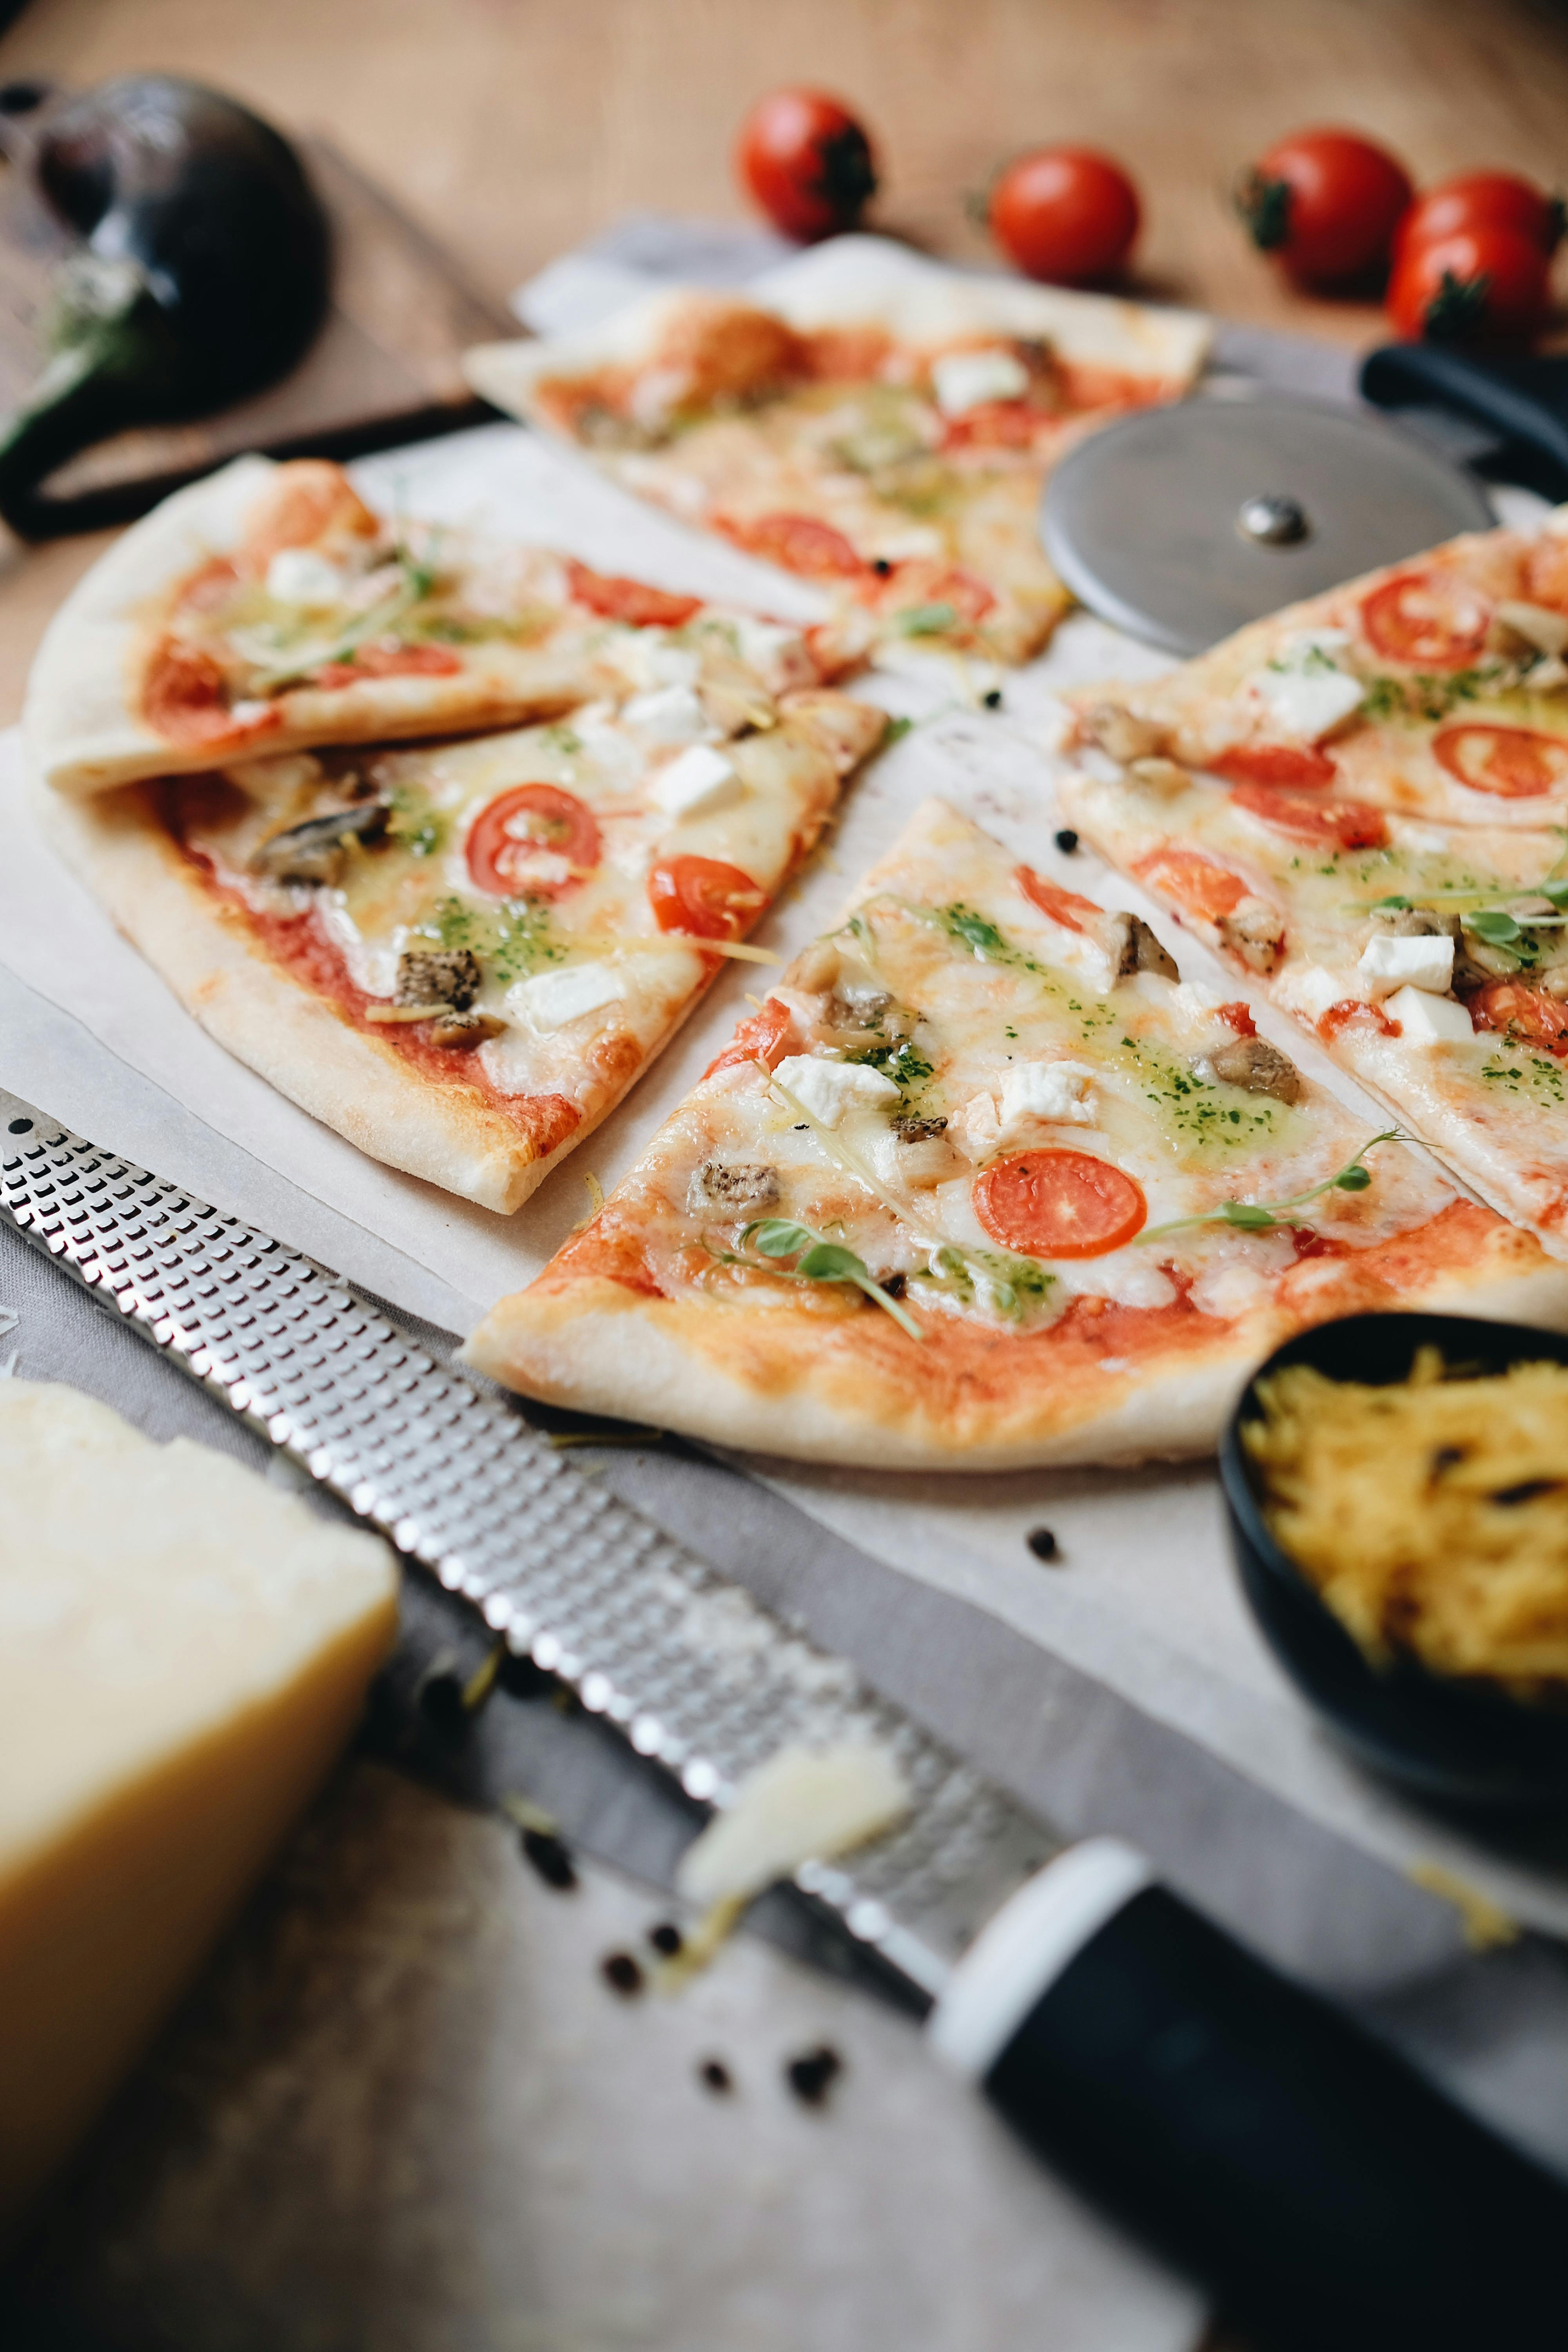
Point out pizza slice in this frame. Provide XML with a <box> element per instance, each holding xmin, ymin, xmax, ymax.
<box><xmin>42</xmin><ymin>675</ymin><xmax>887</xmax><ymax>1212</ymax></box>
<box><xmin>466</xmin><ymin>237</ymin><xmax>1208</xmax><ymax>669</ymax></box>
<box><xmin>1062</xmin><ymin>509</ymin><xmax>1568</xmax><ymax>831</ymax></box>
<box><xmin>25</xmin><ymin>452</ymin><xmax>864</xmax><ymax>800</ymax></box>
<box><xmin>463</xmin><ymin>799</ymin><xmax>1568</xmax><ymax>1468</ymax></box>
<box><xmin>1058</xmin><ymin>726</ymin><xmax>1568</xmax><ymax>1254</ymax></box>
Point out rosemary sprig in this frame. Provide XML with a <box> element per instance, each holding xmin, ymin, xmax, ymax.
<box><xmin>1139</xmin><ymin>1130</ymin><xmax>1408</xmax><ymax>1243</ymax></box>
<box><xmin>707</xmin><ymin>1216</ymin><xmax>924</xmax><ymax>1340</ymax></box>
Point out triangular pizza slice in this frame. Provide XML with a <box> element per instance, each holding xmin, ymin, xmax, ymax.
<box><xmin>464</xmin><ymin>798</ymin><xmax>1567</xmax><ymax>1466</ymax></box>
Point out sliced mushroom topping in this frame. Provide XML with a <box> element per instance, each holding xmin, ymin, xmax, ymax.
<box><xmin>891</xmin><ymin>1113</ymin><xmax>948</xmax><ymax>1142</ymax></box>
<box><xmin>1539</xmin><ymin>963</ymin><xmax>1568</xmax><ymax>1001</ymax></box>
<box><xmin>249</xmin><ymin>799</ymin><xmax>388</xmax><ymax>885</ymax></box>
<box><xmin>426</xmin><ymin>1009</ymin><xmax>506</xmax><ymax>1049</ymax></box>
<box><xmin>1207</xmin><ymin>1035</ymin><xmax>1302</xmax><ymax>1104</ymax></box>
<box><xmin>1083</xmin><ymin>701</ymin><xmax>1164</xmax><ymax>764</ymax></box>
<box><xmin>1218</xmin><ymin>895</ymin><xmax>1285</xmax><ymax>976</ymax></box>
<box><xmin>1372</xmin><ymin>907</ymin><xmax>1459</xmax><ymax>939</ymax></box>
<box><xmin>1454</xmin><ymin>935</ymin><xmax>1521</xmax><ymax>985</ymax></box>
<box><xmin>786</xmin><ymin>939</ymin><xmax>842</xmax><ymax>994</ymax></box>
<box><xmin>688</xmin><ymin>1161</ymin><xmax>780</xmax><ymax>1215</ymax></box>
<box><xmin>396</xmin><ymin>946</ymin><xmax>482</xmax><ymax>1010</ymax></box>
<box><xmin>1127</xmin><ymin>756</ymin><xmax>1192</xmax><ymax>796</ymax></box>
<box><xmin>1107</xmin><ymin>911</ymin><xmax>1180</xmax><ymax>983</ymax></box>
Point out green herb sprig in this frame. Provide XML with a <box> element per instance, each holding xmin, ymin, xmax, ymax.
<box><xmin>708</xmin><ymin>1217</ymin><xmax>924</xmax><ymax>1340</ymax></box>
<box><xmin>1139</xmin><ymin>1130</ymin><xmax>1408</xmax><ymax>1243</ymax></box>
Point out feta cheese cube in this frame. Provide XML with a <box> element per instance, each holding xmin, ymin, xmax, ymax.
<box><xmin>930</xmin><ymin>348</ymin><xmax>1030</xmax><ymax>416</ymax></box>
<box><xmin>773</xmin><ymin>1055</ymin><xmax>902</xmax><ymax>1127</ymax></box>
<box><xmin>998</xmin><ymin>1060</ymin><xmax>1097</xmax><ymax>1132</ymax></box>
<box><xmin>1356</xmin><ymin>933</ymin><xmax>1455</xmax><ymax>995</ymax></box>
<box><xmin>650</xmin><ymin>743</ymin><xmax>743</xmax><ymax>819</ymax></box>
<box><xmin>1285</xmin><ymin>964</ymin><xmax>1350</xmax><ymax>1023</ymax></box>
<box><xmin>622</xmin><ymin>683</ymin><xmax>714</xmax><ymax>744</ymax></box>
<box><xmin>1250</xmin><ymin>636</ymin><xmax>1365</xmax><ymax>741</ymax></box>
<box><xmin>510</xmin><ymin>960</ymin><xmax>624</xmax><ymax>1032</ymax></box>
<box><xmin>265</xmin><ymin>548</ymin><xmax>347</xmax><ymax>608</ymax></box>
<box><xmin>617</xmin><ymin>635</ymin><xmax>702</xmax><ymax>692</ymax></box>
<box><xmin>1384</xmin><ymin>984</ymin><xmax>1475</xmax><ymax>1045</ymax></box>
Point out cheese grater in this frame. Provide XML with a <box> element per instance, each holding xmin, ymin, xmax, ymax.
<box><xmin>5</xmin><ymin>1085</ymin><xmax>1566</xmax><ymax>2352</ymax></box>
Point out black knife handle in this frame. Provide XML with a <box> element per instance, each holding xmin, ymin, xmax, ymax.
<box><xmin>1361</xmin><ymin>340</ymin><xmax>1568</xmax><ymax>499</ymax></box>
<box><xmin>931</xmin><ymin>1840</ymin><xmax>1566</xmax><ymax>2352</ymax></box>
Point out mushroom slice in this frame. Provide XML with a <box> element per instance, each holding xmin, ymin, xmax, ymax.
<box><xmin>1218</xmin><ymin>895</ymin><xmax>1285</xmax><ymax>976</ymax></box>
<box><xmin>1208</xmin><ymin>1035</ymin><xmax>1302</xmax><ymax>1104</ymax></box>
<box><xmin>249</xmin><ymin>799</ymin><xmax>388</xmax><ymax>884</ymax></box>
<box><xmin>1083</xmin><ymin>701</ymin><xmax>1164</xmax><ymax>763</ymax></box>
<box><xmin>1108</xmin><ymin>911</ymin><xmax>1180</xmax><ymax>983</ymax></box>
<box><xmin>689</xmin><ymin>1161</ymin><xmax>781</xmax><ymax>1215</ymax></box>
<box><xmin>396</xmin><ymin>946</ymin><xmax>482</xmax><ymax>1009</ymax></box>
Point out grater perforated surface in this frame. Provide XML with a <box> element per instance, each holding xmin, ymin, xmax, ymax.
<box><xmin>1</xmin><ymin>1093</ymin><xmax>1056</xmax><ymax>1999</ymax></box>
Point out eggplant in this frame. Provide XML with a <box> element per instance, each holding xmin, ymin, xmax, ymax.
<box><xmin>0</xmin><ymin>74</ymin><xmax>330</xmax><ymax>528</ymax></box>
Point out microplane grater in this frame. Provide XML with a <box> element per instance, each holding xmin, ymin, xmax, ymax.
<box><xmin>0</xmin><ymin>1091</ymin><xmax>1053</xmax><ymax>2000</ymax></box>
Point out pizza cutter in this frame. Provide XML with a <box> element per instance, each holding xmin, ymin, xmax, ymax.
<box><xmin>1042</xmin><ymin>387</ymin><xmax>1494</xmax><ymax>656</ymax></box>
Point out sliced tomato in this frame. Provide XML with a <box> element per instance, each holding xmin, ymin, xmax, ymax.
<box><xmin>877</xmin><ymin>557</ymin><xmax>997</xmax><ymax>623</ymax></box>
<box><xmin>1217</xmin><ymin>1002</ymin><xmax>1258</xmax><ymax>1036</ymax></box>
<box><xmin>1209</xmin><ymin>742</ymin><xmax>1338</xmax><ymax>788</ymax></box>
<box><xmin>1318</xmin><ymin>999</ymin><xmax>1405</xmax><ymax>1042</ymax></box>
<box><xmin>310</xmin><ymin>641</ymin><xmax>463</xmax><ymax>690</ymax></box>
<box><xmin>142</xmin><ymin>639</ymin><xmax>278</xmax><ymax>748</ymax></box>
<box><xmin>940</xmin><ymin>401</ymin><xmax>1042</xmax><ymax>451</ymax></box>
<box><xmin>466</xmin><ymin>784</ymin><xmax>602</xmax><ymax>900</ymax></box>
<box><xmin>720</xmin><ymin>511</ymin><xmax>868</xmax><ymax>579</ymax></box>
<box><xmin>1230</xmin><ymin>780</ymin><xmax>1388</xmax><ymax>849</ymax></box>
<box><xmin>564</xmin><ymin>559</ymin><xmax>703</xmax><ymax>628</ymax></box>
<box><xmin>1015</xmin><ymin>865</ymin><xmax>1102</xmax><ymax>934</ymax></box>
<box><xmin>1467</xmin><ymin>980</ymin><xmax>1568</xmax><ymax>1050</ymax></box>
<box><xmin>1432</xmin><ymin>723</ymin><xmax>1568</xmax><ymax>799</ymax></box>
<box><xmin>1132</xmin><ymin>848</ymin><xmax>1247</xmax><ymax>923</ymax></box>
<box><xmin>975</xmin><ymin>1149</ymin><xmax>1147</xmax><ymax>1260</ymax></box>
<box><xmin>703</xmin><ymin>996</ymin><xmax>795</xmax><ymax>1078</ymax></box>
<box><xmin>649</xmin><ymin>854</ymin><xmax>767</xmax><ymax>940</ymax></box>
<box><xmin>1360</xmin><ymin>570</ymin><xmax>1491</xmax><ymax>669</ymax></box>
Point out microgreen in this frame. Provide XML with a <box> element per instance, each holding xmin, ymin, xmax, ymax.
<box><xmin>1139</xmin><ymin>1131</ymin><xmax>1408</xmax><ymax>1243</ymax></box>
<box><xmin>708</xmin><ymin>1217</ymin><xmax>924</xmax><ymax>1339</ymax></box>
<box><xmin>894</xmin><ymin>601</ymin><xmax>960</xmax><ymax>637</ymax></box>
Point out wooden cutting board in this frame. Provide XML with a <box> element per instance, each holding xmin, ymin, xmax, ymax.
<box><xmin>0</xmin><ymin>133</ymin><xmax>514</xmax><ymax>534</ymax></box>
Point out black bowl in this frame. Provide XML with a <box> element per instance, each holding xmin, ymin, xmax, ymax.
<box><xmin>1220</xmin><ymin>1311</ymin><xmax>1568</xmax><ymax>1811</ymax></box>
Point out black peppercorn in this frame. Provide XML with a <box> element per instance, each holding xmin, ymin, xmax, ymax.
<box><xmin>785</xmin><ymin>2043</ymin><xmax>843</xmax><ymax>2105</ymax></box>
<box><xmin>648</xmin><ymin>1921</ymin><xmax>684</xmax><ymax>1957</ymax></box>
<box><xmin>699</xmin><ymin>2058</ymin><xmax>734</xmax><ymax>2094</ymax></box>
<box><xmin>1054</xmin><ymin>828</ymin><xmax>1079</xmax><ymax>854</ymax></box>
<box><xmin>1026</xmin><ymin>1526</ymin><xmax>1060</xmax><ymax>1562</ymax></box>
<box><xmin>982</xmin><ymin>688</ymin><xmax>1003</xmax><ymax>710</ymax></box>
<box><xmin>521</xmin><ymin>1830</ymin><xmax>577</xmax><ymax>1891</ymax></box>
<box><xmin>601</xmin><ymin>1951</ymin><xmax>644</xmax><ymax>1996</ymax></box>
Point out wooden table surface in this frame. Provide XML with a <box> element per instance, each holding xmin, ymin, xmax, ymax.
<box><xmin>0</xmin><ymin>0</ymin><xmax>1566</xmax><ymax>720</ymax></box>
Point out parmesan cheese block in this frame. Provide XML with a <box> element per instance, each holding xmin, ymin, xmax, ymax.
<box><xmin>0</xmin><ymin>1382</ymin><xmax>398</xmax><ymax>2233</ymax></box>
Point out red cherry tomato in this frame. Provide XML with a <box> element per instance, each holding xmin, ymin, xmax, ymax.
<box><xmin>973</xmin><ymin>1149</ymin><xmax>1148</xmax><ymax>1261</ymax></box>
<box><xmin>1359</xmin><ymin>569</ymin><xmax>1491</xmax><ymax>668</ymax></box>
<box><xmin>1387</xmin><ymin>225</ymin><xmax>1550</xmax><ymax>343</ymax></box>
<box><xmin>736</xmin><ymin>89</ymin><xmax>877</xmax><ymax>243</ymax></box>
<box><xmin>564</xmin><ymin>560</ymin><xmax>702</xmax><ymax>629</ymax></box>
<box><xmin>1467</xmin><ymin>980</ymin><xmax>1568</xmax><ymax>1051</ymax></box>
<box><xmin>703</xmin><ymin>996</ymin><xmax>795</xmax><ymax>1078</ymax></box>
<box><xmin>466</xmin><ymin>785</ymin><xmax>601</xmax><ymax>900</ymax></box>
<box><xmin>988</xmin><ymin>149</ymin><xmax>1141</xmax><ymax>285</ymax></box>
<box><xmin>720</xmin><ymin>510</ymin><xmax>868</xmax><ymax>580</ymax></box>
<box><xmin>649</xmin><ymin>855</ymin><xmax>767</xmax><ymax>941</ymax></box>
<box><xmin>1208</xmin><ymin>743</ymin><xmax>1339</xmax><ymax>789</ymax></box>
<box><xmin>1237</xmin><ymin>128</ymin><xmax>1413</xmax><ymax>288</ymax></box>
<box><xmin>1014</xmin><ymin>865</ymin><xmax>1103</xmax><ymax>935</ymax></box>
<box><xmin>1395</xmin><ymin>171</ymin><xmax>1564</xmax><ymax>265</ymax></box>
<box><xmin>1132</xmin><ymin>848</ymin><xmax>1247</xmax><ymax>924</ymax></box>
<box><xmin>1229</xmin><ymin>781</ymin><xmax>1388</xmax><ymax>849</ymax></box>
<box><xmin>1432</xmin><ymin>724</ymin><xmax>1568</xmax><ymax>798</ymax></box>
<box><xmin>1217</xmin><ymin>1002</ymin><xmax>1258</xmax><ymax>1036</ymax></box>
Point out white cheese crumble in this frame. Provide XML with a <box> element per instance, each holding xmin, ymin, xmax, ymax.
<box><xmin>265</xmin><ymin>548</ymin><xmax>347</xmax><ymax>608</ymax></box>
<box><xmin>622</xmin><ymin>683</ymin><xmax>715</xmax><ymax>745</ymax></box>
<box><xmin>615</xmin><ymin>633</ymin><xmax>702</xmax><ymax>692</ymax></box>
<box><xmin>1249</xmin><ymin>634</ymin><xmax>1365</xmax><ymax>741</ymax></box>
<box><xmin>1384</xmin><ymin>985</ymin><xmax>1475</xmax><ymax>1046</ymax></box>
<box><xmin>773</xmin><ymin>1056</ymin><xmax>901</xmax><ymax>1127</ymax></box>
<box><xmin>722</xmin><ymin>612</ymin><xmax>808</xmax><ymax>684</ymax></box>
<box><xmin>508</xmin><ymin>960</ymin><xmax>624</xmax><ymax>1033</ymax></box>
<box><xmin>1356</xmin><ymin>933</ymin><xmax>1454</xmax><ymax>996</ymax></box>
<box><xmin>931</xmin><ymin>348</ymin><xmax>1030</xmax><ymax>415</ymax></box>
<box><xmin>650</xmin><ymin>742</ymin><xmax>743</xmax><ymax>819</ymax></box>
<box><xmin>998</xmin><ymin>1060</ymin><xmax>1097</xmax><ymax>1132</ymax></box>
<box><xmin>1282</xmin><ymin>964</ymin><xmax>1350</xmax><ymax>1023</ymax></box>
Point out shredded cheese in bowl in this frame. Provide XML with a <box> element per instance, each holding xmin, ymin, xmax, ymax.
<box><xmin>1245</xmin><ymin>1348</ymin><xmax>1568</xmax><ymax>1700</ymax></box>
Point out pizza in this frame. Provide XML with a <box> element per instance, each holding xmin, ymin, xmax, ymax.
<box><xmin>1063</xmin><ymin>513</ymin><xmax>1568</xmax><ymax>830</ymax></box>
<box><xmin>466</xmin><ymin>237</ymin><xmax>1208</xmax><ymax>669</ymax></box>
<box><xmin>25</xmin><ymin>452</ymin><xmax>865</xmax><ymax>800</ymax></box>
<box><xmin>463</xmin><ymin>799</ymin><xmax>1568</xmax><ymax>1467</ymax></box>
<box><xmin>42</xmin><ymin>664</ymin><xmax>887</xmax><ymax>1214</ymax></box>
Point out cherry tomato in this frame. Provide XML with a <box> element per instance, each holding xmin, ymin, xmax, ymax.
<box><xmin>564</xmin><ymin>560</ymin><xmax>702</xmax><ymax>629</ymax></box>
<box><xmin>1236</xmin><ymin>128</ymin><xmax>1412</xmax><ymax>288</ymax></box>
<box><xmin>467</xmin><ymin>784</ymin><xmax>601</xmax><ymax>900</ymax></box>
<box><xmin>1014</xmin><ymin>865</ymin><xmax>1102</xmax><ymax>935</ymax></box>
<box><xmin>988</xmin><ymin>149</ymin><xmax>1141</xmax><ymax>285</ymax></box>
<box><xmin>721</xmin><ymin>510</ymin><xmax>868</xmax><ymax>579</ymax></box>
<box><xmin>1229</xmin><ymin>781</ymin><xmax>1388</xmax><ymax>849</ymax></box>
<box><xmin>1394</xmin><ymin>171</ymin><xmax>1564</xmax><ymax>265</ymax></box>
<box><xmin>143</xmin><ymin>638</ymin><xmax>279</xmax><ymax>748</ymax></box>
<box><xmin>1432</xmin><ymin>724</ymin><xmax>1568</xmax><ymax>798</ymax></box>
<box><xmin>649</xmin><ymin>855</ymin><xmax>766</xmax><ymax>940</ymax></box>
<box><xmin>311</xmin><ymin>641</ymin><xmax>463</xmax><ymax>691</ymax></box>
<box><xmin>973</xmin><ymin>1149</ymin><xmax>1148</xmax><ymax>1260</ymax></box>
<box><xmin>1217</xmin><ymin>1003</ymin><xmax>1258</xmax><ymax>1036</ymax></box>
<box><xmin>1387</xmin><ymin>224</ymin><xmax>1549</xmax><ymax>343</ymax></box>
<box><xmin>1466</xmin><ymin>980</ymin><xmax>1568</xmax><ymax>1050</ymax></box>
<box><xmin>1359</xmin><ymin>569</ymin><xmax>1491</xmax><ymax>668</ymax></box>
<box><xmin>736</xmin><ymin>89</ymin><xmax>877</xmax><ymax>243</ymax></box>
<box><xmin>1208</xmin><ymin>743</ymin><xmax>1338</xmax><ymax>789</ymax></box>
<box><xmin>1132</xmin><ymin>848</ymin><xmax>1247</xmax><ymax>924</ymax></box>
<box><xmin>703</xmin><ymin>997</ymin><xmax>794</xmax><ymax>1078</ymax></box>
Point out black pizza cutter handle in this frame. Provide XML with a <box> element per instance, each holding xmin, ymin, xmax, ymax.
<box><xmin>929</xmin><ymin>1840</ymin><xmax>1567</xmax><ymax>2352</ymax></box>
<box><xmin>1361</xmin><ymin>341</ymin><xmax>1568</xmax><ymax>501</ymax></box>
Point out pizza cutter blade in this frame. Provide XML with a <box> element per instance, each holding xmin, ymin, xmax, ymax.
<box><xmin>1042</xmin><ymin>390</ymin><xmax>1494</xmax><ymax>656</ymax></box>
